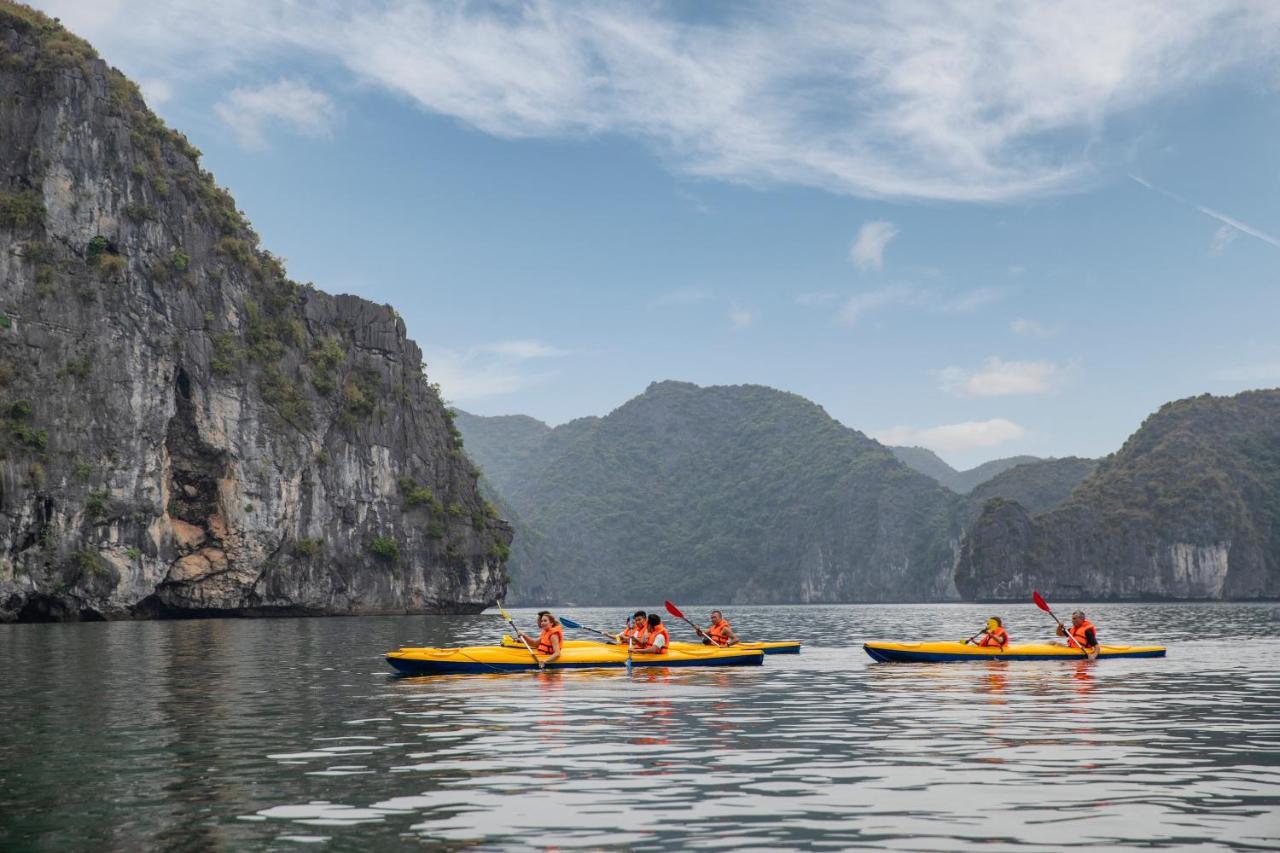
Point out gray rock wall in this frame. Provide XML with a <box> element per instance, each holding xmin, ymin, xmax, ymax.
<box><xmin>0</xmin><ymin>9</ymin><xmax>510</xmax><ymax>620</ymax></box>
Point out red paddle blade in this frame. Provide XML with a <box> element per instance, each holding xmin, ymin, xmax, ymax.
<box><xmin>1032</xmin><ymin>591</ymin><xmax>1051</xmax><ymax>612</ymax></box>
<box><xmin>664</xmin><ymin>600</ymin><xmax>685</xmax><ymax>620</ymax></box>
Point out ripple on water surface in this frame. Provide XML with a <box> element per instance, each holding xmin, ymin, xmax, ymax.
<box><xmin>1</xmin><ymin>603</ymin><xmax>1278</xmax><ymax>850</ymax></box>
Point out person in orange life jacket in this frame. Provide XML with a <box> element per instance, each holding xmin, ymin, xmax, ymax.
<box><xmin>963</xmin><ymin>616</ymin><xmax>1009</xmax><ymax>649</ymax></box>
<box><xmin>617</xmin><ymin>610</ymin><xmax>648</xmax><ymax>644</ymax></box>
<box><xmin>1057</xmin><ymin>610</ymin><xmax>1098</xmax><ymax>651</ymax></box>
<box><xmin>698</xmin><ymin>610</ymin><xmax>739</xmax><ymax>646</ymax></box>
<box><xmin>518</xmin><ymin>611</ymin><xmax>564</xmax><ymax>668</ymax></box>
<box><xmin>634</xmin><ymin>613</ymin><xmax>670</xmax><ymax>654</ymax></box>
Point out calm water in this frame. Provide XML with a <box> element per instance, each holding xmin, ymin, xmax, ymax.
<box><xmin>2</xmin><ymin>603</ymin><xmax>1279</xmax><ymax>851</ymax></box>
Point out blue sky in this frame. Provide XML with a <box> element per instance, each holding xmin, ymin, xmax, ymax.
<box><xmin>38</xmin><ymin>1</ymin><xmax>1280</xmax><ymax>468</ymax></box>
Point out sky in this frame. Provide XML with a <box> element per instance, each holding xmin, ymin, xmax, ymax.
<box><xmin>33</xmin><ymin>0</ymin><xmax>1280</xmax><ymax>468</ymax></box>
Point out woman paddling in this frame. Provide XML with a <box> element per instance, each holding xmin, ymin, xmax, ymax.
<box><xmin>519</xmin><ymin>611</ymin><xmax>564</xmax><ymax>667</ymax></box>
<box><xmin>963</xmin><ymin>617</ymin><xmax>1010</xmax><ymax>649</ymax></box>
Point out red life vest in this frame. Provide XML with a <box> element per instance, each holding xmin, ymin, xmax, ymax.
<box><xmin>1069</xmin><ymin>620</ymin><xmax>1097</xmax><ymax>648</ymax></box>
<box><xmin>979</xmin><ymin>626</ymin><xmax>1009</xmax><ymax>647</ymax></box>
<box><xmin>625</xmin><ymin>623</ymin><xmax>649</xmax><ymax>644</ymax></box>
<box><xmin>706</xmin><ymin>620</ymin><xmax>733</xmax><ymax>646</ymax></box>
<box><xmin>536</xmin><ymin>624</ymin><xmax>563</xmax><ymax>655</ymax></box>
<box><xmin>646</xmin><ymin>624</ymin><xmax>670</xmax><ymax>654</ymax></box>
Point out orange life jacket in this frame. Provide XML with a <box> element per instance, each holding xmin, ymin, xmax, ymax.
<box><xmin>646</xmin><ymin>624</ymin><xmax>670</xmax><ymax>654</ymax></box>
<box><xmin>1069</xmin><ymin>620</ymin><xmax>1097</xmax><ymax>648</ymax></box>
<box><xmin>706</xmin><ymin>620</ymin><xmax>733</xmax><ymax>646</ymax></box>
<box><xmin>536</xmin><ymin>624</ymin><xmax>563</xmax><ymax>655</ymax></box>
<box><xmin>979</xmin><ymin>626</ymin><xmax>1009</xmax><ymax>647</ymax></box>
<box><xmin>625</xmin><ymin>622</ymin><xmax>649</xmax><ymax>644</ymax></box>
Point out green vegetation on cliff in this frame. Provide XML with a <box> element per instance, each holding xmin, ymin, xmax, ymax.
<box><xmin>956</xmin><ymin>390</ymin><xmax>1280</xmax><ymax>600</ymax></box>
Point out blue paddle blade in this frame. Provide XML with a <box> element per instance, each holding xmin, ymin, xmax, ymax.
<box><xmin>559</xmin><ymin>616</ymin><xmax>582</xmax><ymax>629</ymax></box>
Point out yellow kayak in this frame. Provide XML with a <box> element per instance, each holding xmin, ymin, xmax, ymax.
<box><xmin>500</xmin><ymin>635</ymin><xmax>801</xmax><ymax>655</ymax></box>
<box><xmin>863</xmin><ymin>640</ymin><xmax>1167</xmax><ymax>662</ymax></box>
<box><xmin>387</xmin><ymin>643</ymin><xmax>764</xmax><ymax>675</ymax></box>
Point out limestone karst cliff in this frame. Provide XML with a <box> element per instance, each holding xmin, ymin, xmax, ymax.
<box><xmin>956</xmin><ymin>390</ymin><xmax>1280</xmax><ymax>600</ymax></box>
<box><xmin>0</xmin><ymin>3</ymin><xmax>510</xmax><ymax>620</ymax></box>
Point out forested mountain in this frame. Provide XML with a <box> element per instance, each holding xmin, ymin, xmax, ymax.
<box><xmin>956</xmin><ymin>390</ymin><xmax>1280</xmax><ymax>600</ymax></box>
<box><xmin>890</xmin><ymin>446</ymin><xmax>1041</xmax><ymax>494</ymax></box>
<box><xmin>456</xmin><ymin>381</ymin><xmax>964</xmax><ymax>604</ymax></box>
<box><xmin>965</xmin><ymin>457</ymin><xmax>1097</xmax><ymax>525</ymax></box>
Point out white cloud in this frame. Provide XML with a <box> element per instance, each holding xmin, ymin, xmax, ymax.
<box><xmin>652</xmin><ymin>288</ymin><xmax>713</xmax><ymax>307</ymax></box>
<box><xmin>795</xmin><ymin>291</ymin><xmax>838</xmax><ymax>307</ymax></box>
<box><xmin>837</xmin><ymin>285</ymin><xmax>919</xmax><ymax>326</ymax></box>
<box><xmin>423</xmin><ymin>339</ymin><xmax>567</xmax><ymax>402</ymax></box>
<box><xmin>214</xmin><ymin>79</ymin><xmax>340</xmax><ymax>149</ymax></box>
<box><xmin>939</xmin><ymin>357</ymin><xmax>1061</xmax><ymax>397</ymax></box>
<box><xmin>39</xmin><ymin>1</ymin><xmax>1280</xmax><ymax>202</ymax></box>
<box><xmin>138</xmin><ymin>78</ymin><xmax>173</xmax><ymax>105</ymax></box>
<box><xmin>1210</xmin><ymin>224</ymin><xmax>1238</xmax><ymax>254</ymax></box>
<box><xmin>729</xmin><ymin>304</ymin><xmax>756</xmax><ymax>328</ymax></box>
<box><xmin>872</xmin><ymin>419</ymin><xmax>1026</xmax><ymax>454</ymax></box>
<box><xmin>1011</xmin><ymin>318</ymin><xmax>1056</xmax><ymax>337</ymax></box>
<box><xmin>850</xmin><ymin>221</ymin><xmax>899</xmax><ymax>271</ymax></box>
<box><xmin>944</xmin><ymin>287</ymin><xmax>1003</xmax><ymax>313</ymax></box>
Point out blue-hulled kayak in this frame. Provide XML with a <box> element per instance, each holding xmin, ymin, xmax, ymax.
<box><xmin>387</xmin><ymin>643</ymin><xmax>764</xmax><ymax>675</ymax></box>
<box><xmin>864</xmin><ymin>641</ymin><xmax>1166</xmax><ymax>663</ymax></box>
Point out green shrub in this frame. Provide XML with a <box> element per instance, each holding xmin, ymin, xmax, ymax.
<box><xmin>488</xmin><ymin>541</ymin><xmax>512</xmax><ymax>562</ymax></box>
<box><xmin>73</xmin><ymin>550</ymin><xmax>106</xmax><ymax>576</ymax></box>
<box><xmin>86</xmin><ymin>235</ymin><xmax>110</xmax><ymax>263</ymax></box>
<box><xmin>0</xmin><ymin>314</ymin><xmax>10</xmax><ymax>330</ymax></box>
<box><xmin>292</xmin><ymin>537</ymin><xmax>323</xmax><ymax>557</ymax></box>
<box><xmin>216</xmin><ymin>236</ymin><xmax>254</xmax><ymax>264</ymax></box>
<box><xmin>150</xmin><ymin>176</ymin><xmax>169</xmax><ymax>198</ymax></box>
<box><xmin>22</xmin><ymin>241</ymin><xmax>56</xmax><ymax>264</ymax></box>
<box><xmin>8</xmin><ymin>400</ymin><xmax>30</xmax><ymax>419</ymax></box>
<box><xmin>123</xmin><ymin>203</ymin><xmax>153</xmax><ymax>222</ymax></box>
<box><xmin>0</xmin><ymin>191</ymin><xmax>45</xmax><ymax>229</ymax></box>
<box><xmin>171</xmin><ymin>250</ymin><xmax>190</xmax><ymax>271</ymax></box>
<box><xmin>397</xmin><ymin>476</ymin><xmax>435</xmax><ymax>508</ymax></box>
<box><xmin>471</xmin><ymin>510</ymin><xmax>486</xmax><ymax>531</ymax></box>
<box><xmin>448</xmin><ymin>502</ymin><xmax>465</xmax><ymax>517</ymax></box>
<box><xmin>11</xmin><ymin>422</ymin><xmax>48</xmax><ymax>450</ymax></box>
<box><xmin>126</xmin><ymin>546</ymin><xmax>141</xmax><ymax>560</ymax></box>
<box><xmin>85</xmin><ymin>489</ymin><xmax>110</xmax><ymax>519</ymax></box>
<box><xmin>259</xmin><ymin>367</ymin><xmax>311</xmax><ymax>427</ymax></box>
<box><xmin>309</xmin><ymin>339</ymin><xmax>346</xmax><ymax>372</ymax></box>
<box><xmin>74</xmin><ymin>462</ymin><xmax>91</xmax><ymax>480</ymax></box>
<box><xmin>426</xmin><ymin>520</ymin><xmax>446</xmax><ymax>540</ymax></box>
<box><xmin>210</xmin><ymin>332</ymin><xmax>239</xmax><ymax>375</ymax></box>
<box><xmin>59</xmin><ymin>354</ymin><xmax>92</xmax><ymax>379</ymax></box>
<box><xmin>368</xmin><ymin>536</ymin><xmax>400</xmax><ymax>561</ymax></box>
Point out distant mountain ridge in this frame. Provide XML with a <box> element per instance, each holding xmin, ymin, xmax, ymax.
<box><xmin>456</xmin><ymin>381</ymin><xmax>964</xmax><ymax>604</ymax></box>
<box><xmin>890</xmin><ymin>446</ymin><xmax>1042</xmax><ymax>494</ymax></box>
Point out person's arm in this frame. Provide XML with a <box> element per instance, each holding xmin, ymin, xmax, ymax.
<box><xmin>1083</xmin><ymin>628</ymin><xmax>1098</xmax><ymax>648</ymax></box>
<box><xmin>724</xmin><ymin>626</ymin><xmax>739</xmax><ymax>645</ymax></box>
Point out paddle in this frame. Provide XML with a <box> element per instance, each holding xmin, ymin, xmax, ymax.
<box><xmin>960</xmin><ymin>628</ymin><xmax>985</xmax><ymax>646</ymax></box>
<box><xmin>664</xmin><ymin>599</ymin><xmax>707</xmax><ymax>641</ymax></box>
<box><xmin>496</xmin><ymin>600</ymin><xmax>543</xmax><ymax>670</ymax></box>
<box><xmin>1033</xmin><ymin>591</ymin><xmax>1097</xmax><ymax>660</ymax></box>
<box><xmin>559</xmin><ymin>616</ymin><xmax>620</xmax><ymax>644</ymax></box>
<box><xmin>625</xmin><ymin>616</ymin><xmax>634</xmax><ymax>675</ymax></box>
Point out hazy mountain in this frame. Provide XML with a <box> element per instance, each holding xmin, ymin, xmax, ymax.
<box><xmin>890</xmin><ymin>446</ymin><xmax>1042</xmax><ymax>494</ymax></box>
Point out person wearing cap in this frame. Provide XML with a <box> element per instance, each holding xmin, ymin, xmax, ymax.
<box><xmin>1057</xmin><ymin>610</ymin><xmax>1099</xmax><ymax>652</ymax></box>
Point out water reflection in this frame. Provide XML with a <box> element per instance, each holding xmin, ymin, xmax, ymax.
<box><xmin>1</xmin><ymin>604</ymin><xmax>1278</xmax><ymax>850</ymax></box>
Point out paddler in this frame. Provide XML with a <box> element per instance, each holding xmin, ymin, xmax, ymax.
<box><xmin>698</xmin><ymin>610</ymin><xmax>739</xmax><ymax>646</ymax></box>
<box><xmin>1057</xmin><ymin>610</ymin><xmax>1099</xmax><ymax>653</ymax></box>
<box><xmin>518</xmin><ymin>610</ymin><xmax>564</xmax><ymax>667</ymax></box>
<box><xmin>963</xmin><ymin>616</ymin><xmax>1009</xmax><ymax>649</ymax></box>
<box><xmin>617</xmin><ymin>610</ymin><xmax>649</xmax><ymax>645</ymax></box>
<box><xmin>633</xmin><ymin>613</ymin><xmax>670</xmax><ymax>654</ymax></box>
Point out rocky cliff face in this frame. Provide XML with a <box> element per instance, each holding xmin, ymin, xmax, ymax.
<box><xmin>0</xmin><ymin>4</ymin><xmax>510</xmax><ymax>621</ymax></box>
<box><xmin>456</xmin><ymin>382</ymin><xmax>965</xmax><ymax>604</ymax></box>
<box><xmin>956</xmin><ymin>391</ymin><xmax>1280</xmax><ymax>600</ymax></box>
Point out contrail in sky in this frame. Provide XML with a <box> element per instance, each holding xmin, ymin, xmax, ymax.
<box><xmin>1129</xmin><ymin>174</ymin><xmax>1280</xmax><ymax>250</ymax></box>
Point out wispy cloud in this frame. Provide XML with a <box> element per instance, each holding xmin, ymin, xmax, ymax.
<box><xmin>850</xmin><ymin>221</ymin><xmax>899</xmax><ymax>271</ymax></box>
<box><xmin>1210</xmin><ymin>224</ymin><xmax>1238</xmax><ymax>254</ymax></box>
<box><xmin>837</xmin><ymin>285</ymin><xmax>919</xmax><ymax>326</ymax></box>
<box><xmin>795</xmin><ymin>291</ymin><xmax>838</xmax><ymax>307</ymax></box>
<box><xmin>872</xmin><ymin>419</ymin><xmax>1026</xmax><ymax>454</ymax></box>
<box><xmin>1011</xmin><ymin>318</ymin><xmax>1056</xmax><ymax>337</ymax></box>
<box><xmin>45</xmin><ymin>1</ymin><xmax>1280</xmax><ymax>202</ymax></box>
<box><xmin>651</xmin><ymin>288</ymin><xmax>714</xmax><ymax>308</ymax></box>
<box><xmin>1130</xmin><ymin>174</ymin><xmax>1280</xmax><ymax>251</ymax></box>
<box><xmin>424</xmin><ymin>339</ymin><xmax>568</xmax><ymax>402</ymax></box>
<box><xmin>214</xmin><ymin>79</ymin><xmax>340</xmax><ymax>149</ymax></box>
<box><xmin>939</xmin><ymin>357</ymin><xmax>1061</xmax><ymax>397</ymax></box>
<box><xmin>729</xmin><ymin>304</ymin><xmax>756</xmax><ymax>328</ymax></box>
<box><xmin>944</xmin><ymin>287</ymin><xmax>1003</xmax><ymax>313</ymax></box>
